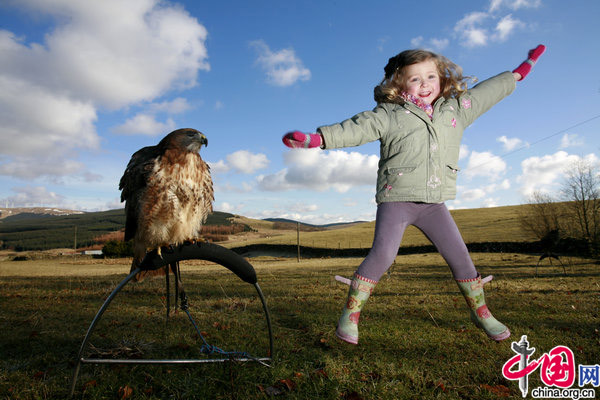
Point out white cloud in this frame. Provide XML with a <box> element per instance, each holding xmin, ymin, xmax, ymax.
<box><xmin>457</xmin><ymin>178</ymin><xmax>511</xmax><ymax>205</ymax></box>
<box><xmin>250</xmin><ymin>40</ymin><xmax>311</xmax><ymax>87</ymax></box>
<box><xmin>218</xmin><ymin>202</ymin><xmax>234</xmax><ymax>213</ymax></box>
<box><xmin>559</xmin><ymin>133</ymin><xmax>584</xmax><ymax>149</ymax></box>
<box><xmin>411</xmin><ymin>36</ymin><xmax>424</xmax><ymax>47</ymax></box>
<box><xmin>216</xmin><ymin>202</ymin><xmax>245</xmax><ymax>214</ymax></box>
<box><xmin>288</xmin><ymin>203</ymin><xmax>318</xmax><ymax>213</ymax></box>
<box><xmin>210</xmin><ymin>151</ymin><xmax>270</xmax><ymax>174</ymax></box>
<box><xmin>344</xmin><ymin>199</ymin><xmax>358</xmax><ymax>207</ymax></box>
<box><xmin>420</xmin><ymin>2</ymin><xmax>528</xmax><ymax>51</ymax></box>
<box><xmin>0</xmin><ymin>0</ymin><xmax>209</xmax><ymax>179</ymax></box>
<box><xmin>0</xmin><ymin>155</ymin><xmax>86</xmax><ymax>181</ymax></box>
<box><xmin>208</xmin><ymin>159</ymin><xmax>230</xmax><ymax>174</ymax></box>
<box><xmin>226</xmin><ymin>151</ymin><xmax>270</xmax><ymax>174</ymax></box>
<box><xmin>113</xmin><ymin>98</ymin><xmax>193</xmax><ymax>135</ymax></box>
<box><xmin>112</xmin><ymin>114</ymin><xmax>176</xmax><ymax>136</ymax></box>
<box><xmin>430</xmin><ymin>38</ymin><xmax>450</xmax><ymax>50</ymax></box>
<box><xmin>149</xmin><ymin>97</ymin><xmax>192</xmax><ymax>114</ymax></box>
<box><xmin>489</xmin><ymin>0</ymin><xmax>542</xmax><ymax>12</ymax></box>
<box><xmin>517</xmin><ymin>151</ymin><xmax>594</xmax><ymax>197</ymax></box>
<box><xmin>459</xmin><ymin>144</ymin><xmax>470</xmax><ymax>160</ymax></box>
<box><xmin>485</xmin><ymin>179</ymin><xmax>511</xmax><ymax>192</ymax></box>
<box><xmin>2</xmin><ymin>1</ymin><xmax>209</xmax><ymax>108</ymax></box>
<box><xmin>482</xmin><ymin>197</ymin><xmax>499</xmax><ymax>207</ymax></box>
<box><xmin>0</xmin><ymin>76</ymin><xmax>99</xmax><ymax>157</ymax></box>
<box><xmin>257</xmin><ymin>149</ymin><xmax>379</xmax><ymax>192</ymax></box>
<box><xmin>462</xmin><ymin>188</ymin><xmax>486</xmax><ymax>201</ymax></box>
<box><xmin>112</xmin><ymin>96</ymin><xmax>197</xmax><ymax>135</ymax></box>
<box><xmin>457</xmin><ymin>11</ymin><xmax>490</xmax><ymax>29</ymax></box>
<box><xmin>466</xmin><ymin>29</ymin><xmax>488</xmax><ymax>47</ymax></box>
<box><xmin>454</xmin><ymin>8</ymin><xmax>527</xmax><ymax>47</ymax></box>
<box><xmin>1</xmin><ymin>186</ymin><xmax>65</xmax><ymax>208</ymax></box>
<box><xmin>489</xmin><ymin>0</ymin><xmax>504</xmax><ymax>12</ymax></box>
<box><xmin>463</xmin><ymin>151</ymin><xmax>507</xmax><ymax>180</ymax></box>
<box><xmin>493</xmin><ymin>14</ymin><xmax>523</xmax><ymax>42</ymax></box>
<box><xmin>497</xmin><ymin>135</ymin><xmax>525</xmax><ymax>151</ymax></box>
<box><xmin>216</xmin><ymin>182</ymin><xmax>254</xmax><ymax>193</ymax></box>
<box><xmin>455</xmin><ymin>12</ymin><xmax>490</xmax><ymax>47</ymax></box>
<box><xmin>258</xmin><ymin>169</ymin><xmax>292</xmax><ymax>191</ymax></box>
<box><xmin>411</xmin><ymin>36</ymin><xmax>449</xmax><ymax>51</ymax></box>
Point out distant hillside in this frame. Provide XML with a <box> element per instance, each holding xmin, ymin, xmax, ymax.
<box><xmin>223</xmin><ymin>204</ymin><xmax>542</xmax><ymax>252</ymax></box>
<box><xmin>264</xmin><ymin>218</ymin><xmax>367</xmax><ymax>230</ymax></box>
<box><xmin>0</xmin><ymin>208</ymin><xmax>244</xmax><ymax>251</ymax></box>
<box><xmin>0</xmin><ymin>207</ymin><xmax>84</xmax><ymax>220</ymax></box>
<box><xmin>0</xmin><ymin>209</ymin><xmax>124</xmax><ymax>251</ymax></box>
<box><xmin>0</xmin><ymin>203</ymin><xmax>557</xmax><ymax>255</ymax></box>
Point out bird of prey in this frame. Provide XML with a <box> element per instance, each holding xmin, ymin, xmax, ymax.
<box><xmin>119</xmin><ymin>128</ymin><xmax>214</xmax><ymax>281</ymax></box>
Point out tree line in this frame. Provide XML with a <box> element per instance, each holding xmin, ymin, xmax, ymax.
<box><xmin>519</xmin><ymin>159</ymin><xmax>600</xmax><ymax>257</ymax></box>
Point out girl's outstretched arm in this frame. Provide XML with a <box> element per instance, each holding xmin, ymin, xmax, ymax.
<box><xmin>513</xmin><ymin>44</ymin><xmax>546</xmax><ymax>81</ymax></box>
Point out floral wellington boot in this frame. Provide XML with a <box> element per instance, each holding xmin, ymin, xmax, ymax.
<box><xmin>336</xmin><ymin>273</ymin><xmax>377</xmax><ymax>344</ymax></box>
<box><xmin>456</xmin><ymin>274</ymin><xmax>510</xmax><ymax>341</ymax></box>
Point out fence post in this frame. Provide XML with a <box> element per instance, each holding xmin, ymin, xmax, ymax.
<box><xmin>297</xmin><ymin>222</ymin><xmax>300</xmax><ymax>262</ymax></box>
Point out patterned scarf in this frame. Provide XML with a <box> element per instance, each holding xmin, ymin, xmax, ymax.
<box><xmin>401</xmin><ymin>92</ymin><xmax>434</xmax><ymax>120</ymax></box>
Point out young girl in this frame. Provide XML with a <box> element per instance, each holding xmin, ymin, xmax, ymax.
<box><xmin>282</xmin><ymin>45</ymin><xmax>546</xmax><ymax>344</ymax></box>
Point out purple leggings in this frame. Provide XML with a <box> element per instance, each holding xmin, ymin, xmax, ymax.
<box><xmin>356</xmin><ymin>202</ymin><xmax>478</xmax><ymax>281</ymax></box>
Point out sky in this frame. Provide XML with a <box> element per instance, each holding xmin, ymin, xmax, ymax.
<box><xmin>1</xmin><ymin>0</ymin><xmax>600</xmax><ymax>225</ymax></box>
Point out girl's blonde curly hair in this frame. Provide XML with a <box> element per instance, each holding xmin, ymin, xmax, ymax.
<box><xmin>374</xmin><ymin>49</ymin><xmax>475</xmax><ymax>104</ymax></box>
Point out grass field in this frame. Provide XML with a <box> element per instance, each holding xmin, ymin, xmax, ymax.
<box><xmin>1</xmin><ymin>252</ymin><xmax>598</xmax><ymax>399</ymax></box>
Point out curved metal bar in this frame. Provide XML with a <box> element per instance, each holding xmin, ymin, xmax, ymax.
<box><xmin>140</xmin><ymin>242</ymin><xmax>257</xmax><ymax>284</ymax></box>
<box><xmin>166</xmin><ymin>265</ymin><xmax>171</xmax><ymax>321</ymax></box>
<box><xmin>70</xmin><ymin>267</ymin><xmax>141</xmax><ymax>397</ymax></box>
<box><xmin>254</xmin><ymin>282</ymin><xmax>273</xmax><ymax>360</ymax></box>
<box><xmin>70</xmin><ymin>246</ymin><xmax>273</xmax><ymax>397</ymax></box>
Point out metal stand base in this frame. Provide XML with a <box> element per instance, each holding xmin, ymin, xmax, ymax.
<box><xmin>70</xmin><ymin>243</ymin><xmax>273</xmax><ymax>397</ymax></box>
<box><xmin>536</xmin><ymin>252</ymin><xmax>567</xmax><ymax>276</ymax></box>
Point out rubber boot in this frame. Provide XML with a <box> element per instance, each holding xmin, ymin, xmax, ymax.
<box><xmin>335</xmin><ymin>273</ymin><xmax>377</xmax><ymax>344</ymax></box>
<box><xmin>456</xmin><ymin>274</ymin><xmax>510</xmax><ymax>341</ymax></box>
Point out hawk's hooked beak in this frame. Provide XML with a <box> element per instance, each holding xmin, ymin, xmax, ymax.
<box><xmin>200</xmin><ymin>134</ymin><xmax>208</xmax><ymax>147</ymax></box>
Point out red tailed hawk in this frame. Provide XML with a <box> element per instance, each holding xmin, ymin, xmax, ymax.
<box><xmin>119</xmin><ymin>128</ymin><xmax>214</xmax><ymax>280</ymax></box>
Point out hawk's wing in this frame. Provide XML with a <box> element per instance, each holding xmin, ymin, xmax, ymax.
<box><xmin>119</xmin><ymin>145</ymin><xmax>161</xmax><ymax>242</ymax></box>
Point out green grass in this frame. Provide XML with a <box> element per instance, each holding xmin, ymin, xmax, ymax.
<box><xmin>1</xmin><ymin>254</ymin><xmax>598</xmax><ymax>399</ymax></box>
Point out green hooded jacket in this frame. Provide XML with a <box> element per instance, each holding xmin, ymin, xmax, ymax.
<box><xmin>317</xmin><ymin>71</ymin><xmax>516</xmax><ymax>204</ymax></box>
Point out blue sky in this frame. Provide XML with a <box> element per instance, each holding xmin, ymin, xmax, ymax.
<box><xmin>1</xmin><ymin>0</ymin><xmax>600</xmax><ymax>224</ymax></box>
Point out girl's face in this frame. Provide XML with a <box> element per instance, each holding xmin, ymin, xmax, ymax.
<box><xmin>402</xmin><ymin>60</ymin><xmax>441</xmax><ymax>105</ymax></box>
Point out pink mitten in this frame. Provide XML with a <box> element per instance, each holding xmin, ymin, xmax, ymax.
<box><xmin>513</xmin><ymin>44</ymin><xmax>546</xmax><ymax>81</ymax></box>
<box><xmin>282</xmin><ymin>131</ymin><xmax>323</xmax><ymax>149</ymax></box>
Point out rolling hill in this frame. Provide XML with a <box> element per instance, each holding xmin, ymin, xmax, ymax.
<box><xmin>0</xmin><ymin>204</ymin><xmax>547</xmax><ymax>254</ymax></box>
<box><xmin>0</xmin><ymin>208</ymin><xmax>250</xmax><ymax>251</ymax></box>
<box><xmin>224</xmin><ymin>204</ymin><xmax>540</xmax><ymax>251</ymax></box>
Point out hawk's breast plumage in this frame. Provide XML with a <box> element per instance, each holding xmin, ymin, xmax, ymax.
<box><xmin>119</xmin><ymin>128</ymin><xmax>214</xmax><ymax>279</ymax></box>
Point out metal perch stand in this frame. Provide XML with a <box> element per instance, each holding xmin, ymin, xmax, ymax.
<box><xmin>70</xmin><ymin>242</ymin><xmax>273</xmax><ymax>397</ymax></box>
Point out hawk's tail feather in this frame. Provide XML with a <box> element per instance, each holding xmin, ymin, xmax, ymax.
<box><xmin>134</xmin><ymin>267</ymin><xmax>168</xmax><ymax>282</ymax></box>
<box><xmin>130</xmin><ymin>259</ymin><xmax>167</xmax><ymax>282</ymax></box>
